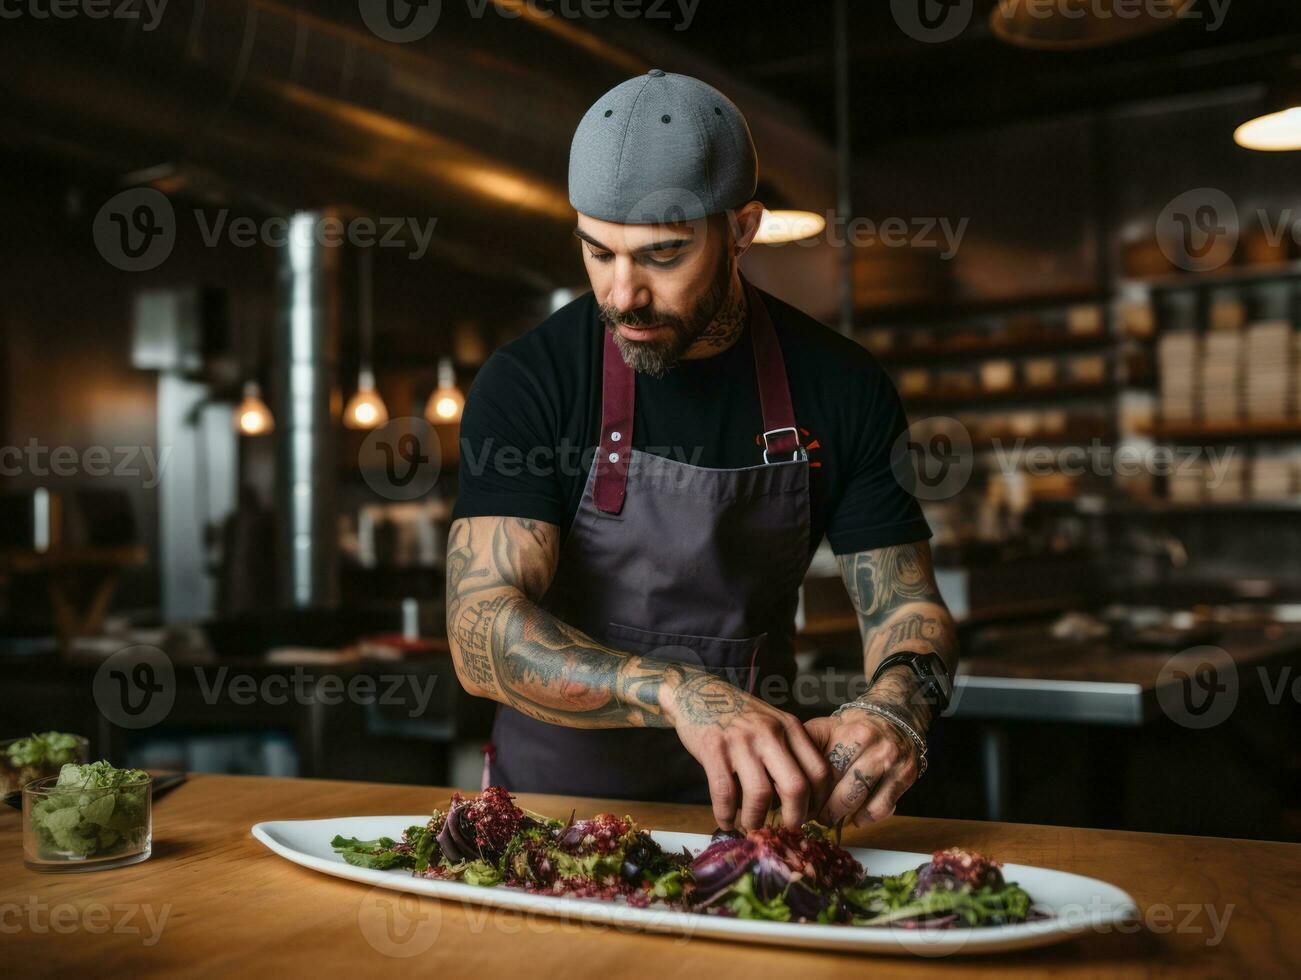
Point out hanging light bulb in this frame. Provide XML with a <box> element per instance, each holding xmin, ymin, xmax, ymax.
<box><xmin>344</xmin><ymin>368</ymin><xmax>389</xmax><ymax>429</ymax></box>
<box><xmin>425</xmin><ymin>356</ymin><xmax>465</xmax><ymax>423</ymax></box>
<box><xmin>345</xmin><ymin>248</ymin><xmax>390</xmax><ymax>429</ymax></box>
<box><xmin>1235</xmin><ymin>58</ymin><xmax>1301</xmax><ymax>152</ymax></box>
<box><xmin>235</xmin><ymin>380</ymin><xmax>274</xmax><ymax>436</ymax></box>
<box><xmin>754</xmin><ymin>209</ymin><xmax>827</xmax><ymax>245</ymax></box>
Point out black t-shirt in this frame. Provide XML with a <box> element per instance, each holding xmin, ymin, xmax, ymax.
<box><xmin>452</xmin><ymin>287</ymin><xmax>930</xmax><ymax>556</ymax></box>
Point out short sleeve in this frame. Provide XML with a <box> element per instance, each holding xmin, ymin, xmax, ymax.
<box><xmin>825</xmin><ymin>375</ymin><xmax>932</xmax><ymax>555</ymax></box>
<box><xmin>452</xmin><ymin>350</ymin><xmax>567</xmax><ymax>526</ymax></box>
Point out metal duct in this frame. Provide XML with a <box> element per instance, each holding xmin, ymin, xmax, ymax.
<box><xmin>275</xmin><ymin>211</ymin><xmax>340</xmax><ymax>609</ymax></box>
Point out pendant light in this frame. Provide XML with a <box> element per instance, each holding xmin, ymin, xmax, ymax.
<box><xmin>1235</xmin><ymin>57</ymin><xmax>1301</xmax><ymax>152</ymax></box>
<box><xmin>234</xmin><ymin>306</ymin><xmax>274</xmax><ymax>436</ymax></box>
<box><xmin>754</xmin><ymin>209</ymin><xmax>827</xmax><ymax>245</ymax></box>
<box><xmin>990</xmin><ymin>0</ymin><xmax>1192</xmax><ymax>50</ymax></box>
<box><xmin>235</xmin><ymin>380</ymin><xmax>274</xmax><ymax>436</ymax></box>
<box><xmin>344</xmin><ymin>248</ymin><xmax>389</xmax><ymax>429</ymax></box>
<box><xmin>425</xmin><ymin>356</ymin><xmax>465</xmax><ymax>423</ymax></box>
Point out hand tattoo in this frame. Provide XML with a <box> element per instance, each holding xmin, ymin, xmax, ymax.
<box><xmin>672</xmin><ymin>672</ymin><xmax>748</xmax><ymax>728</ymax></box>
<box><xmin>828</xmin><ymin>741</ymin><xmax>860</xmax><ymax>775</ymax></box>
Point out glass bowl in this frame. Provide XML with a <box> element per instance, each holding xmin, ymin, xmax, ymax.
<box><xmin>22</xmin><ymin>772</ymin><xmax>153</xmax><ymax>872</ymax></box>
<box><xmin>0</xmin><ymin>734</ymin><xmax>90</xmax><ymax>795</ymax></box>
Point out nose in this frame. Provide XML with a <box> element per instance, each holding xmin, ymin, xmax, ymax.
<box><xmin>606</xmin><ymin>260</ymin><xmax>651</xmax><ymax>317</ymax></box>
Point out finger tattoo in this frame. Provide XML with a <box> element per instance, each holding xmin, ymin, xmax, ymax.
<box><xmin>845</xmin><ymin>767</ymin><xmax>875</xmax><ymax>806</ymax></box>
<box><xmin>828</xmin><ymin>741</ymin><xmax>860</xmax><ymax>775</ymax></box>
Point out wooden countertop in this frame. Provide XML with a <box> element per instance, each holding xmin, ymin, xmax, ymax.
<box><xmin>3</xmin><ymin>774</ymin><xmax>1299</xmax><ymax>977</ymax></box>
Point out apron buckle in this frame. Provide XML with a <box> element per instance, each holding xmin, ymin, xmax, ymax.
<box><xmin>762</xmin><ymin>426</ymin><xmax>805</xmax><ymax>464</ymax></box>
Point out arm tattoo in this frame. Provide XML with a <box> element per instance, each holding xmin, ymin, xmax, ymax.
<box><xmin>445</xmin><ymin>517</ymin><xmax>691</xmax><ymax>729</ymax></box>
<box><xmin>836</xmin><ymin>541</ymin><xmax>958</xmax><ymax>730</ymax></box>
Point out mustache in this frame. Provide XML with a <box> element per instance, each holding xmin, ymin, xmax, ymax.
<box><xmin>598</xmin><ymin>304</ymin><xmax>685</xmax><ymax>331</ymax></box>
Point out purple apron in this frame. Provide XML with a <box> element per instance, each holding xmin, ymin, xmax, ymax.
<box><xmin>484</xmin><ymin>278</ymin><xmax>813</xmax><ymax>803</ymax></box>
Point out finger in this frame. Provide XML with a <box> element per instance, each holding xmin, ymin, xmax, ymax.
<box><xmin>823</xmin><ymin>760</ymin><xmax>880</xmax><ymax>825</ymax></box>
<box><xmin>803</xmin><ymin>715</ymin><xmax>836</xmax><ymax>750</ymax></box>
<box><xmin>700</xmin><ymin>750</ymin><xmax>739</xmax><ymax>831</ymax></box>
<box><xmin>758</xmin><ymin>735</ymin><xmax>811</xmax><ymax>829</ymax></box>
<box><xmin>733</xmin><ymin>749</ymin><xmax>775</xmax><ymax>831</ymax></box>
<box><xmin>781</xmin><ymin>716</ymin><xmax>834</xmax><ymax>816</ymax></box>
<box><xmin>853</xmin><ymin>761</ymin><xmax>918</xmax><ymax>826</ymax></box>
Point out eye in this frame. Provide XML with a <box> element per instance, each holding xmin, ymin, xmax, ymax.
<box><xmin>586</xmin><ymin>248</ymin><xmax>614</xmax><ymax>263</ymax></box>
<box><xmin>644</xmin><ymin>248</ymin><xmax>685</xmax><ymax>266</ymax></box>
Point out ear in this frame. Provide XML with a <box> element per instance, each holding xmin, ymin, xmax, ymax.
<box><xmin>729</xmin><ymin>201</ymin><xmax>766</xmax><ymax>254</ymax></box>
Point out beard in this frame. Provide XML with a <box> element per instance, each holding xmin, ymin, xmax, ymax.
<box><xmin>597</xmin><ymin>245</ymin><xmax>733</xmax><ymax>379</ymax></box>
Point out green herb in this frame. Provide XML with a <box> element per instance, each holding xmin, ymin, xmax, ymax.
<box><xmin>724</xmin><ymin>872</ymin><xmax>792</xmax><ymax>921</ymax></box>
<box><xmin>7</xmin><ymin>732</ymin><xmax>81</xmax><ymax>768</ymax></box>
<box><xmin>330</xmin><ymin>835</ymin><xmax>413</xmax><ymax>870</ymax></box>
<box><xmin>457</xmin><ymin>859</ymin><xmax>503</xmax><ymax>886</ymax></box>
<box><xmin>651</xmin><ymin>867</ymin><xmax>689</xmax><ymax>901</ymax></box>
<box><xmin>848</xmin><ymin>880</ymin><xmax>1034</xmax><ymax>927</ymax></box>
<box><xmin>29</xmin><ymin>762</ymin><xmax>150</xmax><ymax>860</ymax></box>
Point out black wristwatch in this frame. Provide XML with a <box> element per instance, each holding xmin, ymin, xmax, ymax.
<box><xmin>868</xmin><ymin>652</ymin><xmax>953</xmax><ymax>713</ymax></box>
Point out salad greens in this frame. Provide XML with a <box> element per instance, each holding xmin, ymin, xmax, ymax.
<box><xmin>328</xmin><ymin>786</ymin><xmax>1044</xmax><ymax>930</ymax></box>
<box><xmin>28</xmin><ymin>761</ymin><xmax>151</xmax><ymax>859</ymax></box>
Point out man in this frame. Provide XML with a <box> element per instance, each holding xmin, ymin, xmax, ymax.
<box><xmin>446</xmin><ymin>70</ymin><xmax>957</xmax><ymax>833</ymax></box>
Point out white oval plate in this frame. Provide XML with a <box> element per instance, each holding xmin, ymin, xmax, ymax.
<box><xmin>252</xmin><ymin>816</ymin><xmax>1139</xmax><ymax>957</ymax></box>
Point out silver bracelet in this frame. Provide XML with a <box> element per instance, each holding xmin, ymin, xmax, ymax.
<box><xmin>832</xmin><ymin>700</ymin><xmax>929</xmax><ymax>777</ymax></box>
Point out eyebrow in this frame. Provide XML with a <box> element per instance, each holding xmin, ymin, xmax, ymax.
<box><xmin>573</xmin><ymin>229</ymin><xmax>694</xmax><ymax>254</ymax></box>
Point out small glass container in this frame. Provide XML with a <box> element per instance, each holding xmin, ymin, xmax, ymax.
<box><xmin>0</xmin><ymin>735</ymin><xmax>90</xmax><ymax>795</ymax></box>
<box><xmin>23</xmin><ymin>773</ymin><xmax>153</xmax><ymax>873</ymax></box>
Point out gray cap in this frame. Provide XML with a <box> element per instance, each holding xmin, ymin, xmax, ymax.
<box><xmin>568</xmin><ymin>69</ymin><xmax>758</xmax><ymax>224</ymax></box>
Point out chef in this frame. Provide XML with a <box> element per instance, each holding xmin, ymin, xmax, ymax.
<box><xmin>446</xmin><ymin>70</ymin><xmax>958</xmax><ymax>832</ymax></box>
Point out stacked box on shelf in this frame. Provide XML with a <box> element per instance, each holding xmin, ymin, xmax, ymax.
<box><xmin>1244</xmin><ymin>320</ymin><xmax>1294</xmax><ymax>421</ymax></box>
<box><xmin>1251</xmin><ymin>450</ymin><xmax>1298</xmax><ymax>500</ymax></box>
<box><xmin>1200</xmin><ymin>330</ymin><xmax>1242</xmax><ymax>422</ymax></box>
<box><xmin>1169</xmin><ymin>457</ymin><xmax>1204</xmax><ymax>504</ymax></box>
<box><xmin>1158</xmin><ymin>331</ymin><xmax>1198</xmax><ymax>423</ymax></box>
<box><xmin>1207</xmin><ymin>453</ymin><xmax>1248</xmax><ymax>503</ymax></box>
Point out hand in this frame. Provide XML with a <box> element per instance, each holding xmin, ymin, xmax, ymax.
<box><xmin>665</xmin><ymin>671</ymin><xmax>832</xmax><ymax>832</ymax></box>
<box><xmin>804</xmin><ymin>703</ymin><xmax>923</xmax><ymax>827</ymax></box>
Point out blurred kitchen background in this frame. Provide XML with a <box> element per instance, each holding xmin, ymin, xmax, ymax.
<box><xmin>2</xmin><ymin>1</ymin><xmax>1301</xmax><ymax>841</ymax></box>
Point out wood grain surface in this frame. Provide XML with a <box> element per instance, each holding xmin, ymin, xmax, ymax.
<box><xmin>2</xmin><ymin>774</ymin><xmax>1298</xmax><ymax>978</ymax></box>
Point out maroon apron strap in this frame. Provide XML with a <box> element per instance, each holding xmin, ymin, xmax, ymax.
<box><xmin>594</xmin><ymin>329</ymin><xmax>635</xmax><ymax>514</ymax></box>
<box><xmin>593</xmin><ymin>279</ymin><xmax>802</xmax><ymax>514</ymax></box>
<box><xmin>744</xmin><ymin>278</ymin><xmax>802</xmax><ymax>462</ymax></box>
